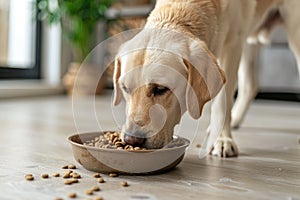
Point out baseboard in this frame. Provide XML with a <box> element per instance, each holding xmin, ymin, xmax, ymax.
<box><xmin>0</xmin><ymin>80</ymin><xmax>64</xmax><ymax>99</ymax></box>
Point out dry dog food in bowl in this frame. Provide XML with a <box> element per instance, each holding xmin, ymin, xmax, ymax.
<box><xmin>68</xmin><ymin>131</ymin><xmax>190</xmax><ymax>174</ymax></box>
<box><xmin>83</xmin><ymin>131</ymin><xmax>147</xmax><ymax>151</ymax></box>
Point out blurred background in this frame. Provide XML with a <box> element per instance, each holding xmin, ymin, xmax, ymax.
<box><xmin>0</xmin><ymin>0</ymin><xmax>299</xmax><ymax>101</ymax></box>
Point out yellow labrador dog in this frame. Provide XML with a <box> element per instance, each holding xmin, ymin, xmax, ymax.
<box><xmin>113</xmin><ymin>0</ymin><xmax>300</xmax><ymax>157</ymax></box>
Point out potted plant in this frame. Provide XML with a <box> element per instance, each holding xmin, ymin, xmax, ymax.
<box><xmin>38</xmin><ymin>0</ymin><xmax>115</xmax><ymax>95</ymax></box>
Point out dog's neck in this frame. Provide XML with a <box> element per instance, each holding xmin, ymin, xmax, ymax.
<box><xmin>145</xmin><ymin>0</ymin><xmax>221</xmax><ymax>53</ymax></box>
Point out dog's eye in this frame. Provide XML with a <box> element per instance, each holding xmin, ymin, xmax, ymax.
<box><xmin>122</xmin><ymin>86</ymin><xmax>130</xmax><ymax>94</ymax></box>
<box><xmin>153</xmin><ymin>86</ymin><xmax>169</xmax><ymax>96</ymax></box>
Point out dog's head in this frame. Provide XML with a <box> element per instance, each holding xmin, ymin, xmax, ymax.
<box><xmin>113</xmin><ymin>33</ymin><xmax>225</xmax><ymax>149</ymax></box>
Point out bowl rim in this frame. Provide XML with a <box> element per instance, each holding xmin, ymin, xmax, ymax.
<box><xmin>68</xmin><ymin>131</ymin><xmax>190</xmax><ymax>154</ymax></box>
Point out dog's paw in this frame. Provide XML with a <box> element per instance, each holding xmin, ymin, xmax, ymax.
<box><xmin>211</xmin><ymin>137</ymin><xmax>238</xmax><ymax>157</ymax></box>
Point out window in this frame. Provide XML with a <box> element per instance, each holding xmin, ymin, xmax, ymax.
<box><xmin>0</xmin><ymin>0</ymin><xmax>41</xmax><ymax>79</ymax></box>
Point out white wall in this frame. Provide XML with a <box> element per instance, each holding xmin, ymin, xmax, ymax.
<box><xmin>7</xmin><ymin>0</ymin><xmax>35</xmax><ymax>67</ymax></box>
<box><xmin>42</xmin><ymin>23</ymin><xmax>62</xmax><ymax>85</ymax></box>
<box><xmin>258</xmin><ymin>27</ymin><xmax>300</xmax><ymax>92</ymax></box>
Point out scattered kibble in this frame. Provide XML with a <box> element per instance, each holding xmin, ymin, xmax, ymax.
<box><xmin>69</xmin><ymin>165</ymin><xmax>76</xmax><ymax>169</ymax></box>
<box><xmin>41</xmin><ymin>174</ymin><xmax>49</xmax><ymax>179</ymax></box>
<box><xmin>196</xmin><ymin>144</ymin><xmax>201</xmax><ymax>148</ymax></box>
<box><xmin>91</xmin><ymin>186</ymin><xmax>100</xmax><ymax>192</ymax></box>
<box><xmin>52</xmin><ymin>172</ymin><xmax>60</xmax><ymax>177</ymax></box>
<box><xmin>93</xmin><ymin>173</ymin><xmax>101</xmax><ymax>178</ymax></box>
<box><xmin>26</xmin><ymin>176</ymin><xmax>34</xmax><ymax>181</ymax></box>
<box><xmin>97</xmin><ymin>178</ymin><xmax>105</xmax><ymax>183</ymax></box>
<box><xmin>72</xmin><ymin>173</ymin><xmax>81</xmax><ymax>179</ymax></box>
<box><xmin>121</xmin><ymin>181</ymin><xmax>128</xmax><ymax>187</ymax></box>
<box><xmin>109</xmin><ymin>173</ymin><xmax>118</xmax><ymax>177</ymax></box>
<box><xmin>24</xmin><ymin>164</ymin><xmax>132</xmax><ymax>199</ymax></box>
<box><xmin>64</xmin><ymin>179</ymin><xmax>78</xmax><ymax>185</ymax></box>
<box><xmin>25</xmin><ymin>174</ymin><xmax>34</xmax><ymax>181</ymax></box>
<box><xmin>61</xmin><ymin>165</ymin><xmax>68</xmax><ymax>169</ymax></box>
<box><xmin>63</xmin><ymin>171</ymin><xmax>72</xmax><ymax>179</ymax></box>
<box><xmin>64</xmin><ymin>174</ymin><xmax>71</xmax><ymax>179</ymax></box>
<box><xmin>68</xmin><ymin>192</ymin><xmax>77</xmax><ymax>198</ymax></box>
<box><xmin>72</xmin><ymin>179</ymin><xmax>79</xmax><ymax>183</ymax></box>
<box><xmin>64</xmin><ymin>179</ymin><xmax>74</xmax><ymax>185</ymax></box>
<box><xmin>85</xmin><ymin>189</ymin><xmax>94</xmax><ymax>195</ymax></box>
<box><xmin>63</xmin><ymin>174</ymin><xmax>70</xmax><ymax>179</ymax></box>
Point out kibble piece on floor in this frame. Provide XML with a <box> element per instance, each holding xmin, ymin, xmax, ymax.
<box><xmin>52</xmin><ymin>172</ymin><xmax>60</xmax><ymax>177</ymax></box>
<box><xmin>64</xmin><ymin>179</ymin><xmax>74</xmax><ymax>185</ymax></box>
<box><xmin>41</xmin><ymin>174</ymin><xmax>49</xmax><ymax>179</ymax></box>
<box><xmin>72</xmin><ymin>179</ymin><xmax>79</xmax><ymax>183</ymax></box>
<box><xmin>25</xmin><ymin>174</ymin><xmax>34</xmax><ymax>181</ymax></box>
<box><xmin>94</xmin><ymin>197</ymin><xmax>103</xmax><ymax>200</ymax></box>
<box><xmin>85</xmin><ymin>189</ymin><xmax>94</xmax><ymax>195</ymax></box>
<box><xmin>63</xmin><ymin>173</ymin><xmax>70</xmax><ymax>179</ymax></box>
<box><xmin>72</xmin><ymin>173</ymin><xmax>81</xmax><ymax>179</ymax></box>
<box><xmin>93</xmin><ymin>173</ymin><xmax>101</xmax><ymax>178</ymax></box>
<box><xmin>63</xmin><ymin>171</ymin><xmax>72</xmax><ymax>178</ymax></box>
<box><xmin>68</xmin><ymin>193</ymin><xmax>77</xmax><ymax>198</ymax></box>
<box><xmin>196</xmin><ymin>144</ymin><xmax>201</xmax><ymax>148</ymax></box>
<box><xmin>97</xmin><ymin>178</ymin><xmax>105</xmax><ymax>183</ymax></box>
<box><xmin>55</xmin><ymin>198</ymin><xmax>63</xmax><ymax>200</ymax></box>
<box><xmin>91</xmin><ymin>186</ymin><xmax>100</xmax><ymax>192</ymax></box>
<box><xmin>121</xmin><ymin>181</ymin><xmax>128</xmax><ymax>187</ymax></box>
<box><xmin>109</xmin><ymin>173</ymin><xmax>118</xmax><ymax>177</ymax></box>
<box><xmin>69</xmin><ymin>165</ymin><xmax>76</xmax><ymax>169</ymax></box>
<box><xmin>62</xmin><ymin>165</ymin><xmax>68</xmax><ymax>169</ymax></box>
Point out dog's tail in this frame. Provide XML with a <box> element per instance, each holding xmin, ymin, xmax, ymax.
<box><xmin>247</xmin><ymin>10</ymin><xmax>283</xmax><ymax>45</ymax></box>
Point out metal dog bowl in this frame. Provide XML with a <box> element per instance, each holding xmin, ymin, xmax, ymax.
<box><xmin>68</xmin><ymin>132</ymin><xmax>190</xmax><ymax>174</ymax></box>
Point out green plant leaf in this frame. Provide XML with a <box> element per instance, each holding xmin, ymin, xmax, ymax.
<box><xmin>39</xmin><ymin>0</ymin><xmax>115</xmax><ymax>61</ymax></box>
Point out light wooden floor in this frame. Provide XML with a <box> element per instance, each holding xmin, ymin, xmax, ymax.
<box><xmin>0</xmin><ymin>93</ymin><xmax>299</xmax><ymax>200</ymax></box>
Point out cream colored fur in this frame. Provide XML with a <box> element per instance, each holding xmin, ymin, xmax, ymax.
<box><xmin>113</xmin><ymin>0</ymin><xmax>300</xmax><ymax>156</ymax></box>
<box><xmin>232</xmin><ymin>0</ymin><xmax>300</xmax><ymax>129</ymax></box>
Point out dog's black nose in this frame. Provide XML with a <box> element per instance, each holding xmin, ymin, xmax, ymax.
<box><xmin>124</xmin><ymin>133</ymin><xmax>145</xmax><ymax>146</ymax></box>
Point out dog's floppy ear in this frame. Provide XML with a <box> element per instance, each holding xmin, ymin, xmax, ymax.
<box><xmin>113</xmin><ymin>57</ymin><xmax>123</xmax><ymax>105</ymax></box>
<box><xmin>184</xmin><ymin>40</ymin><xmax>226</xmax><ymax>119</ymax></box>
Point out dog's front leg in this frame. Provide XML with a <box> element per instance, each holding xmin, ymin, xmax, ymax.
<box><xmin>210</xmin><ymin>41</ymin><xmax>245</xmax><ymax>157</ymax></box>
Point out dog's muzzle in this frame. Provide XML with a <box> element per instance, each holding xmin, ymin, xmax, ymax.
<box><xmin>123</xmin><ymin>132</ymin><xmax>145</xmax><ymax>146</ymax></box>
